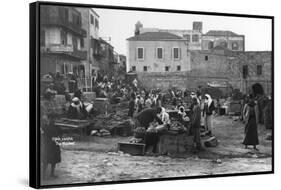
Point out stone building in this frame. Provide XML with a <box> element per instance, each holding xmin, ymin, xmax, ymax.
<box><xmin>138</xmin><ymin>21</ymin><xmax>203</xmax><ymax>51</ymax></box>
<box><xmin>189</xmin><ymin>49</ymin><xmax>271</xmax><ymax>94</ymax></box>
<box><xmin>92</xmin><ymin>38</ymin><xmax>116</xmax><ymax>76</ymax></box>
<box><xmin>127</xmin><ymin>21</ymin><xmax>270</xmax><ymax>95</ymax></box>
<box><xmin>138</xmin><ymin>48</ymin><xmax>271</xmax><ymax>95</ymax></box>
<box><xmin>76</xmin><ymin>8</ymin><xmax>100</xmax><ymax>91</ymax></box>
<box><xmin>127</xmin><ymin>31</ymin><xmax>191</xmax><ymax>73</ymax></box>
<box><xmin>40</xmin><ymin>5</ymin><xmax>87</xmax><ymax>77</ymax></box>
<box><xmin>230</xmin><ymin>51</ymin><xmax>272</xmax><ymax>95</ymax></box>
<box><xmin>202</xmin><ymin>30</ymin><xmax>245</xmax><ymax>51</ymax></box>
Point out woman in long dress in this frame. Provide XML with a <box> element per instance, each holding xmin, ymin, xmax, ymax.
<box><xmin>41</xmin><ymin>114</ymin><xmax>62</xmax><ymax>178</ymax></box>
<box><xmin>191</xmin><ymin>97</ymin><xmax>202</xmax><ymax>150</ymax></box>
<box><xmin>243</xmin><ymin>99</ymin><xmax>259</xmax><ymax>150</ymax></box>
<box><xmin>203</xmin><ymin>94</ymin><xmax>216</xmax><ymax>136</ymax></box>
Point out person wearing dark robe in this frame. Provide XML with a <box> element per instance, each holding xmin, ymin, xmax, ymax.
<box><xmin>74</xmin><ymin>89</ymin><xmax>83</xmax><ymax>100</ymax></box>
<box><xmin>134</xmin><ymin>107</ymin><xmax>163</xmax><ymax>153</ymax></box>
<box><xmin>264</xmin><ymin>96</ymin><xmax>272</xmax><ymax>130</ymax></box>
<box><xmin>128</xmin><ymin>93</ymin><xmax>136</xmax><ymax>117</ymax></box>
<box><xmin>243</xmin><ymin>99</ymin><xmax>259</xmax><ymax>150</ymax></box>
<box><xmin>41</xmin><ymin>114</ymin><xmax>62</xmax><ymax>178</ymax></box>
<box><xmin>68</xmin><ymin>73</ymin><xmax>78</xmax><ymax>93</ymax></box>
<box><xmin>191</xmin><ymin>97</ymin><xmax>202</xmax><ymax>150</ymax></box>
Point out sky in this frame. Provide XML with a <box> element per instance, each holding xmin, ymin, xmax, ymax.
<box><xmin>93</xmin><ymin>8</ymin><xmax>272</xmax><ymax>55</ymax></box>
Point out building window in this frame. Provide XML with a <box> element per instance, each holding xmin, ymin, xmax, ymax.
<box><xmin>242</xmin><ymin>65</ymin><xmax>248</xmax><ymax>79</ymax></box>
<box><xmin>173</xmin><ymin>48</ymin><xmax>180</xmax><ymax>59</ymax></box>
<box><xmin>177</xmin><ymin>65</ymin><xmax>181</xmax><ymax>71</ymax></box>
<box><xmin>165</xmin><ymin>66</ymin><xmax>170</xmax><ymax>72</ymax></box>
<box><xmin>90</xmin><ymin>15</ymin><xmax>94</xmax><ymax>25</ymax></box>
<box><xmin>60</xmin><ymin>30</ymin><xmax>67</xmax><ymax>45</ymax></box>
<box><xmin>64</xmin><ymin>8</ymin><xmax>69</xmax><ymax>21</ymax></box>
<box><xmin>205</xmin><ymin>55</ymin><xmax>208</xmax><ymax>61</ymax></box>
<box><xmin>80</xmin><ymin>38</ymin><xmax>84</xmax><ymax>48</ymax></box>
<box><xmin>132</xmin><ymin>66</ymin><xmax>136</xmax><ymax>71</ymax></box>
<box><xmin>184</xmin><ymin>34</ymin><xmax>190</xmax><ymax>42</ymax></box>
<box><xmin>72</xmin><ymin>36</ymin><xmax>78</xmax><ymax>50</ymax></box>
<box><xmin>208</xmin><ymin>41</ymin><xmax>214</xmax><ymax>49</ymax></box>
<box><xmin>95</xmin><ymin>18</ymin><xmax>99</xmax><ymax>29</ymax></box>
<box><xmin>137</xmin><ymin>48</ymin><xmax>144</xmax><ymax>60</ymax></box>
<box><xmin>157</xmin><ymin>48</ymin><xmax>163</xmax><ymax>59</ymax></box>
<box><xmin>143</xmin><ymin>66</ymin><xmax>147</xmax><ymax>72</ymax></box>
<box><xmin>257</xmin><ymin>65</ymin><xmax>262</xmax><ymax>76</ymax></box>
<box><xmin>72</xmin><ymin>13</ymin><xmax>81</xmax><ymax>26</ymax></box>
<box><xmin>192</xmin><ymin>34</ymin><xmax>199</xmax><ymax>42</ymax></box>
<box><xmin>232</xmin><ymin>42</ymin><xmax>239</xmax><ymax>50</ymax></box>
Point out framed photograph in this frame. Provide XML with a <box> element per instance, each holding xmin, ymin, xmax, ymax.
<box><xmin>29</xmin><ymin>1</ymin><xmax>274</xmax><ymax>188</ymax></box>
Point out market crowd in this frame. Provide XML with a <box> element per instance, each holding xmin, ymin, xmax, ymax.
<box><xmin>40</xmin><ymin>73</ymin><xmax>272</xmax><ymax>178</ymax></box>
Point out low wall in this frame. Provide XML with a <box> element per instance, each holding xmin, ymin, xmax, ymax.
<box><xmin>137</xmin><ymin>72</ymin><xmax>271</xmax><ymax>95</ymax></box>
<box><xmin>137</xmin><ymin>72</ymin><xmax>232</xmax><ymax>91</ymax></box>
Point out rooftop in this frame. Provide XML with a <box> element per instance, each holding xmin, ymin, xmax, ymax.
<box><xmin>127</xmin><ymin>32</ymin><xmax>184</xmax><ymax>41</ymax></box>
<box><xmin>204</xmin><ymin>30</ymin><xmax>241</xmax><ymax>36</ymax></box>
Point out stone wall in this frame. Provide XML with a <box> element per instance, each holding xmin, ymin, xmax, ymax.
<box><xmin>137</xmin><ymin>71</ymin><xmax>231</xmax><ymax>91</ymax></box>
<box><xmin>137</xmin><ymin>51</ymin><xmax>272</xmax><ymax>95</ymax></box>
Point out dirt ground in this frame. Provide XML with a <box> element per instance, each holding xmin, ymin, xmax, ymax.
<box><xmin>41</xmin><ymin>116</ymin><xmax>272</xmax><ymax>186</ymax></box>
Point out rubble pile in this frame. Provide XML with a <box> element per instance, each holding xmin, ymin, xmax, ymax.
<box><xmin>90</xmin><ymin>102</ymin><xmax>133</xmax><ymax>136</ymax></box>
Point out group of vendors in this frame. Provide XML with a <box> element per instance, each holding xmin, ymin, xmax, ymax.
<box><xmin>128</xmin><ymin>91</ymin><xmax>217</xmax><ymax>153</ymax></box>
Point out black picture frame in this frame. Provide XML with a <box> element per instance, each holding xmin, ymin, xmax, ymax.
<box><xmin>30</xmin><ymin>1</ymin><xmax>274</xmax><ymax>188</ymax></box>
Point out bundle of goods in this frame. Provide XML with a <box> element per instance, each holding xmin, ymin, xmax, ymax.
<box><xmin>134</xmin><ymin>127</ymin><xmax>146</xmax><ymax>138</ymax></box>
<box><xmin>110</xmin><ymin>119</ymin><xmax>134</xmax><ymax>136</ymax></box>
<box><xmin>204</xmin><ymin>136</ymin><xmax>219</xmax><ymax>147</ymax></box>
<box><xmin>90</xmin><ymin>129</ymin><xmax>111</xmax><ymax>137</ymax></box>
<box><xmin>169</xmin><ymin>120</ymin><xmax>187</xmax><ymax>134</ymax></box>
<box><xmin>155</xmin><ymin>124</ymin><xmax>168</xmax><ymax>132</ymax></box>
<box><xmin>129</xmin><ymin>137</ymin><xmax>143</xmax><ymax>143</ymax></box>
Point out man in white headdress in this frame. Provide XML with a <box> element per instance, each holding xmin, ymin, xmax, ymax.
<box><xmin>159</xmin><ymin>107</ymin><xmax>171</xmax><ymax>125</ymax></box>
<box><xmin>67</xmin><ymin>97</ymin><xmax>87</xmax><ymax>119</ymax></box>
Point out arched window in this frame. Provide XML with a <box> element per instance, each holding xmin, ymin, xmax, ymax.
<box><xmin>232</xmin><ymin>42</ymin><xmax>239</xmax><ymax>50</ymax></box>
<box><xmin>208</xmin><ymin>41</ymin><xmax>214</xmax><ymax>49</ymax></box>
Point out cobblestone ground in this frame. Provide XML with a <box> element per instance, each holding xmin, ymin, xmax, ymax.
<box><xmin>41</xmin><ymin>116</ymin><xmax>272</xmax><ymax>186</ymax></box>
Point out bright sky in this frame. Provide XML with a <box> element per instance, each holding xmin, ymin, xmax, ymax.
<box><xmin>93</xmin><ymin>8</ymin><xmax>272</xmax><ymax>55</ymax></box>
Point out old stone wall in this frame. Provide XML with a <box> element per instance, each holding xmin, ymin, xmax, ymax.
<box><xmin>137</xmin><ymin>51</ymin><xmax>272</xmax><ymax>95</ymax></box>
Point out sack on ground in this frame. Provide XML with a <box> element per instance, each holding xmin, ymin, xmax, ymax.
<box><xmin>204</xmin><ymin>136</ymin><xmax>218</xmax><ymax>147</ymax></box>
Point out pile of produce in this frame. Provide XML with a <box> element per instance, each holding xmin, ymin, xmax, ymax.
<box><xmin>169</xmin><ymin>120</ymin><xmax>187</xmax><ymax>133</ymax></box>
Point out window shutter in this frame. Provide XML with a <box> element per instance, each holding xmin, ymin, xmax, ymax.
<box><xmin>143</xmin><ymin>48</ymin><xmax>145</xmax><ymax>60</ymax></box>
<box><xmin>171</xmin><ymin>48</ymin><xmax>173</xmax><ymax>60</ymax></box>
<box><xmin>179</xmin><ymin>48</ymin><xmax>181</xmax><ymax>60</ymax></box>
<box><xmin>135</xmin><ymin>47</ymin><xmax>137</xmax><ymax>60</ymax></box>
<box><xmin>155</xmin><ymin>48</ymin><xmax>157</xmax><ymax>58</ymax></box>
<box><xmin>163</xmin><ymin>48</ymin><xmax>165</xmax><ymax>60</ymax></box>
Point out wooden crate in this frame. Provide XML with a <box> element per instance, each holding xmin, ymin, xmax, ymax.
<box><xmin>158</xmin><ymin>133</ymin><xmax>193</xmax><ymax>155</ymax></box>
<box><xmin>118</xmin><ymin>142</ymin><xmax>145</xmax><ymax>156</ymax></box>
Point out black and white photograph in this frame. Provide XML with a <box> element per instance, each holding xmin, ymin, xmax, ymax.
<box><xmin>30</xmin><ymin>1</ymin><xmax>273</xmax><ymax>188</ymax></box>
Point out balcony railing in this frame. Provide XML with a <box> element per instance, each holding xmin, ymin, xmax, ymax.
<box><xmin>41</xmin><ymin>44</ymin><xmax>87</xmax><ymax>60</ymax></box>
<box><xmin>41</xmin><ymin>14</ymin><xmax>86</xmax><ymax>37</ymax></box>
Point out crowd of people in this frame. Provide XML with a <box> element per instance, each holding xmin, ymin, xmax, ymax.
<box><xmin>126</xmin><ymin>84</ymin><xmax>219</xmax><ymax>154</ymax></box>
<box><xmin>40</xmin><ymin>74</ymin><xmax>272</xmax><ymax>178</ymax></box>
